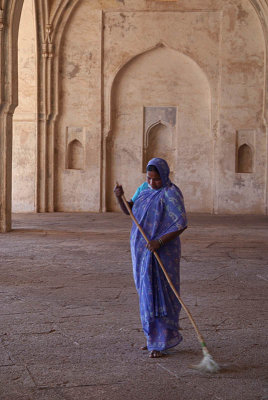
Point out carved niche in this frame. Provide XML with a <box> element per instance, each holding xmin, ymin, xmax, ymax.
<box><xmin>66</xmin><ymin>126</ymin><xmax>85</xmax><ymax>170</ymax></box>
<box><xmin>236</xmin><ymin>130</ymin><xmax>255</xmax><ymax>174</ymax></box>
<box><xmin>143</xmin><ymin>106</ymin><xmax>177</xmax><ymax>173</ymax></box>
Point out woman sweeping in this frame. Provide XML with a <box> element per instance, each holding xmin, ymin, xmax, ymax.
<box><xmin>114</xmin><ymin>158</ymin><xmax>187</xmax><ymax>358</ymax></box>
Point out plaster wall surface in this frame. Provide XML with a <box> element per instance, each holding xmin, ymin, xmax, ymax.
<box><xmin>56</xmin><ymin>6</ymin><xmax>102</xmax><ymax>211</ymax></box>
<box><xmin>102</xmin><ymin>2</ymin><xmax>265</xmax><ymax>213</ymax></box>
<box><xmin>9</xmin><ymin>0</ymin><xmax>267</xmax><ymax>215</ymax></box>
<box><xmin>12</xmin><ymin>0</ymin><xmax>37</xmax><ymax>212</ymax></box>
<box><xmin>217</xmin><ymin>0</ymin><xmax>266</xmax><ymax>214</ymax></box>
<box><xmin>107</xmin><ymin>44</ymin><xmax>212</xmax><ymax>211</ymax></box>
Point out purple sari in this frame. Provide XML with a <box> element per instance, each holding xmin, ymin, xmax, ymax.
<box><xmin>130</xmin><ymin>158</ymin><xmax>187</xmax><ymax>351</ymax></box>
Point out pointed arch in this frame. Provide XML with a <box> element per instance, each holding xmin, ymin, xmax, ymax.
<box><xmin>143</xmin><ymin>120</ymin><xmax>174</xmax><ymax>173</ymax></box>
<box><xmin>145</xmin><ymin>119</ymin><xmax>173</xmax><ymax>147</ymax></box>
<box><xmin>106</xmin><ymin>43</ymin><xmax>213</xmax><ymax>212</ymax></box>
<box><xmin>107</xmin><ymin>42</ymin><xmax>212</xmax><ymax>135</ymax></box>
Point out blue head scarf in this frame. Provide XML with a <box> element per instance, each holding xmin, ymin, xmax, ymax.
<box><xmin>147</xmin><ymin>158</ymin><xmax>171</xmax><ymax>188</ymax></box>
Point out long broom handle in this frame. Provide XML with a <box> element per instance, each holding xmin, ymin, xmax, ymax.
<box><xmin>121</xmin><ymin>193</ymin><xmax>208</xmax><ymax>351</ymax></box>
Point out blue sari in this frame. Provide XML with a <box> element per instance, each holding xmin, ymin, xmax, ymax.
<box><xmin>130</xmin><ymin>158</ymin><xmax>187</xmax><ymax>351</ymax></box>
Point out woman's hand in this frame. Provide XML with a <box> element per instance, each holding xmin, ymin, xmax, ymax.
<box><xmin>113</xmin><ymin>183</ymin><xmax>132</xmax><ymax>215</ymax></box>
<box><xmin>114</xmin><ymin>183</ymin><xmax>124</xmax><ymax>198</ymax></box>
<box><xmin>146</xmin><ymin>240</ymin><xmax>161</xmax><ymax>252</ymax></box>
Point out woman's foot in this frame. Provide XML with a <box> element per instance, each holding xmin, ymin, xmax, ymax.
<box><xmin>149</xmin><ymin>350</ymin><xmax>164</xmax><ymax>358</ymax></box>
<box><xmin>141</xmin><ymin>345</ymin><xmax>148</xmax><ymax>351</ymax></box>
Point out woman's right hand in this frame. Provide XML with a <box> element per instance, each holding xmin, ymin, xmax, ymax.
<box><xmin>114</xmin><ymin>183</ymin><xmax>124</xmax><ymax>198</ymax></box>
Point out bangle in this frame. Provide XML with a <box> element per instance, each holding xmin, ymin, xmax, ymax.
<box><xmin>158</xmin><ymin>238</ymin><xmax>164</xmax><ymax>247</ymax></box>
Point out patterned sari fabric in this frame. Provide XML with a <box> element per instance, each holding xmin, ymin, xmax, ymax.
<box><xmin>130</xmin><ymin>158</ymin><xmax>187</xmax><ymax>351</ymax></box>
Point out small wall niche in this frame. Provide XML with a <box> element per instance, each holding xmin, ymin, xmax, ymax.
<box><xmin>66</xmin><ymin>126</ymin><xmax>85</xmax><ymax>170</ymax></box>
<box><xmin>236</xmin><ymin>130</ymin><xmax>255</xmax><ymax>174</ymax></box>
<box><xmin>67</xmin><ymin>139</ymin><xmax>84</xmax><ymax>170</ymax></box>
<box><xmin>237</xmin><ymin>144</ymin><xmax>253</xmax><ymax>173</ymax></box>
<box><xmin>143</xmin><ymin>106</ymin><xmax>176</xmax><ymax>173</ymax></box>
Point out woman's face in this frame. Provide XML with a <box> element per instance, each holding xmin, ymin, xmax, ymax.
<box><xmin>146</xmin><ymin>170</ymin><xmax>162</xmax><ymax>190</ymax></box>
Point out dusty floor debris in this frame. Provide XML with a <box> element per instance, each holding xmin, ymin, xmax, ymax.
<box><xmin>0</xmin><ymin>212</ymin><xmax>267</xmax><ymax>400</ymax></box>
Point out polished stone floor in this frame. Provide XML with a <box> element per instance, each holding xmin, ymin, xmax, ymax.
<box><xmin>0</xmin><ymin>212</ymin><xmax>267</xmax><ymax>400</ymax></box>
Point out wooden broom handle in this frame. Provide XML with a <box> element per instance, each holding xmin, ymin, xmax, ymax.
<box><xmin>121</xmin><ymin>192</ymin><xmax>207</xmax><ymax>349</ymax></box>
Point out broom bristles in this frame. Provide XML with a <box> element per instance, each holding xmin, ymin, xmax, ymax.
<box><xmin>192</xmin><ymin>349</ymin><xmax>220</xmax><ymax>373</ymax></box>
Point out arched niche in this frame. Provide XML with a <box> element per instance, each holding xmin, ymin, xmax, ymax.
<box><xmin>106</xmin><ymin>44</ymin><xmax>212</xmax><ymax>212</ymax></box>
<box><xmin>143</xmin><ymin>120</ymin><xmax>174</xmax><ymax>174</ymax></box>
<box><xmin>237</xmin><ymin>143</ymin><xmax>253</xmax><ymax>173</ymax></box>
<box><xmin>67</xmin><ymin>139</ymin><xmax>84</xmax><ymax>170</ymax></box>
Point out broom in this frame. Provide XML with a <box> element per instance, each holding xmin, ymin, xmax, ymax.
<box><xmin>120</xmin><ymin>190</ymin><xmax>220</xmax><ymax>373</ymax></box>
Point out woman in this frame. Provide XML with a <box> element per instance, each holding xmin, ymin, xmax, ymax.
<box><xmin>114</xmin><ymin>158</ymin><xmax>187</xmax><ymax>358</ymax></box>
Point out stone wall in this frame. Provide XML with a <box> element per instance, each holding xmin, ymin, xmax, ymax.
<box><xmin>9</xmin><ymin>0</ymin><xmax>268</xmax><ymax>216</ymax></box>
<box><xmin>12</xmin><ymin>0</ymin><xmax>37</xmax><ymax>212</ymax></box>
<box><xmin>104</xmin><ymin>11</ymin><xmax>217</xmax><ymax>212</ymax></box>
<box><xmin>56</xmin><ymin>7</ymin><xmax>102</xmax><ymax>211</ymax></box>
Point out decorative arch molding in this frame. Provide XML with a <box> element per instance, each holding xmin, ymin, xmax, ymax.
<box><xmin>105</xmin><ymin>40</ymin><xmax>213</xmax><ymax>211</ymax></box>
<box><xmin>145</xmin><ymin>119</ymin><xmax>173</xmax><ymax>148</ymax></box>
<box><xmin>104</xmin><ymin>42</ymin><xmax>213</xmax><ymax>211</ymax></box>
<box><xmin>143</xmin><ymin>119</ymin><xmax>175</xmax><ymax>174</ymax></box>
<box><xmin>106</xmin><ymin>41</ymin><xmax>212</xmax><ymax>138</ymax></box>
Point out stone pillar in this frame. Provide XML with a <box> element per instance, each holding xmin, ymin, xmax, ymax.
<box><xmin>0</xmin><ymin>0</ymin><xmax>23</xmax><ymax>232</ymax></box>
<box><xmin>36</xmin><ymin>23</ymin><xmax>54</xmax><ymax>212</ymax></box>
<box><xmin>0</xmin><ymin>109</ymin><xmax>13</xmax><ymax>232</ymax></box>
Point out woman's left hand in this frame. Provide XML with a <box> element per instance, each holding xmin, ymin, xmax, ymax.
<box><xmin>146</xmin><ymin>240</ymin><xmax>160</xmax><ymax>252</ymax></box>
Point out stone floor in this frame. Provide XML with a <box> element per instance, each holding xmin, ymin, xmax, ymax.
<box><xmin>0</xmin><ymin>212</ymin><xmax>267</xmax><ymax>400</ymax></box>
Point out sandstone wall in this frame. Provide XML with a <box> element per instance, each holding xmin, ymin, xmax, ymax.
<box><xmin>11</xmin><ymin>0</ymin><xmax>267</xmax><ymax>214</ymax></box>
<box><xmin>105</xmin><ymin>11</ymin><xmax>217</xmax><ymax>212</ymax></box>
<box><xmin>56</xmin><ymin>7</ymin><xmax>102</xmax><ymax>211</ymax></box>
<box><xmin>12</xmin><ymin>0</ymin><xmax>37</xmax><ymax>212</ymax></box>
<box><xmin>218</xmin><ymin>2</ymin><xmax>266</xmax><ymax>213</ymax></box>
